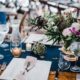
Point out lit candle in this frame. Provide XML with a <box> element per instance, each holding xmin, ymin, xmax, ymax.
<box><xmin>26</xmin><ymin>43</ymin><xmax>32</xmax><ymax>51</ymax></box>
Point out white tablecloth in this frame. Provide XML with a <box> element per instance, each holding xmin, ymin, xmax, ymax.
<box><xmin>25</xmin><ymin>33</ymin><xmax>53</xmax><ymax>45</ymax></box>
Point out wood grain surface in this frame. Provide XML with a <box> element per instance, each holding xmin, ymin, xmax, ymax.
<box><xmin>49</xmin><ymin>71</ymin><xmax>76</xmax><ymax>80</ymax></box>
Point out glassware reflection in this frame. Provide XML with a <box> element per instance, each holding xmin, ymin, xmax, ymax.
<box><xmin>70</xmin><ymin>42</ymin><xmax>80</xmax><ymax>72</ymax></box>
<box><xmin>58</xmin><ymin>52</ymin><xmax>71</xmax><ymax>71</ymax></box>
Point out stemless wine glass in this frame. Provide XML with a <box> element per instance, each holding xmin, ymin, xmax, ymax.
<box><xmin>58</xmin><ymin>52</ymin><xmax>71</xmax><ymax>71</ymax></box>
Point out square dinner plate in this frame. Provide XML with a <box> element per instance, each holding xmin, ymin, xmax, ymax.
<box><xmin>0</xmin><ymin>58</ymin><xmax>51</xmax><ymax>80</ymax></box>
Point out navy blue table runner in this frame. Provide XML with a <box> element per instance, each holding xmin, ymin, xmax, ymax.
<box><xmin>0</xmin><ymin>43</ymin><xmax>80</xmax><ymax>72</ymax></box>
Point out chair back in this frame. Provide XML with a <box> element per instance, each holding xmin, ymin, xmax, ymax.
<box><xmin>19</xmin><ymin>11</ymin><xmax>29</xmax><ymax>33</ymax></box>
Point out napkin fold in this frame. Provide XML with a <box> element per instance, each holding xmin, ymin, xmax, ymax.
<box><xmin>24</xmin><ymin>56</ymin><xmax>37</xmax><ymax>71</ymax></box>
<box><xmin>14</xmin><ymin>56</ymin><xmax>37</xmax><ymax>80</ymax></box>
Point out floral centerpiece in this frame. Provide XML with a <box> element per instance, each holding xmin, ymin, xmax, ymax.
<box><xmin>29</xmin><ymin>13</ymin><xmax>80</xmax><ymax>51</ymax></box>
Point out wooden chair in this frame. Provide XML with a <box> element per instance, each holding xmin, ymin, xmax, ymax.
<box><xmin>19</xmin><ymin>11</ymin><xmax>29</xmax><ymax>33</ymax></box>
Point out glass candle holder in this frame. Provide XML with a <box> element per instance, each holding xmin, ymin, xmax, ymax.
<box><xmin>26</xmin><ymin>43</ymin><xmax>32</xmax><ymax>51</ymax></box>
<box><xmin>10</xmin><ymin>39</ymin><xmax>22</xmax><ymax>57</ymax></box>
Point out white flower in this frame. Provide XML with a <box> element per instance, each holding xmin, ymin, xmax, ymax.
<box><xmin>62</xmin><ymin>22</ymin><xmax>80</xmax><ymax>37</ymax></box>
<box><xmin>70</xmin><ymin>22</ymin><xmax>80</xmax><ymax>31</ymax></box>
<box><xmin>62</xmin><ymin>28</ymin><xmax>72</xmax><ymax>37</ymax></box>
<box><xmin>53</xmin><ymin>26</ymin><xmax>57</xmax><ymax>31</ymax></box>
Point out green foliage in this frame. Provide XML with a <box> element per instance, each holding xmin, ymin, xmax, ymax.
<box><xmin>44</xmin><ymin>13</ymin><xmax>75</xmax><ymax>47</ymax></box>
<box><xmin>29</xmin><ymin>13</ymin><xmax>76</xmax><ymax>48</ymax></box>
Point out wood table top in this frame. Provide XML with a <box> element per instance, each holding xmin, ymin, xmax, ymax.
<box><xmin>49</xmin><ymin>71</ymin><xmax>76</xmax><ymax>80</ymax></box>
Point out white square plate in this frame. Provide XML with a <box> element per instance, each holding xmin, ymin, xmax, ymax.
<box><xmin>0</xmin><ymin>58</ymin><xmax>52</xmax><ymax>80</ymax></box>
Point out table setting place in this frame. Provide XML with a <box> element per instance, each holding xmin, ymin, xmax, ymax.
<box><xmin>0</xmin><ymin>56</ymin><xmax>52</xmax><ymax>80</ymax></box>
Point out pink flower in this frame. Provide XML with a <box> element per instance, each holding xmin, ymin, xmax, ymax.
<box><xmin>69</xmin><ymin>27</ymin><xmax>80</xmax><ymax>37</ymax></box>
<box><xmin>62</xmin><ymin>28</ymin><xmax>72</xmax><ymax>37</ymax></box>
<box><xmin>62</xmin><ymin>22</ymin><xmax>80</xmax><ymax>37</ymax></box>
<box><xmin>70</xmin><ymin>22</ymin><xmax>80</xmax><ymax>31</ymax></box>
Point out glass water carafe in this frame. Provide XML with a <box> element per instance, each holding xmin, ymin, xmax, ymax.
<box><xmin>10</xmin><ymin>25</ymin><xmax>22</xmax><ymax>57</ymax></box>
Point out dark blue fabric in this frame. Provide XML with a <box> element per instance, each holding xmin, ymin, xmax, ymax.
<box><xmin>0</xmin><ymin>12</ymin><xmax>6</xmax><ymax>24</ymax></box>
<box><xmin>0</xmin><ymin>43</ymin><xmax>80</xmax><ymax>72</ymax></box>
